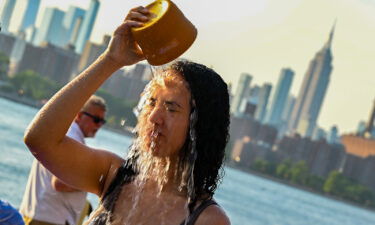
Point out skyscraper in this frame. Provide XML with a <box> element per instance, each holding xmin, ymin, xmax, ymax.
<box><xmin>365</xmin><ymin>98</ymin><xmax>375</xmax><ymax>136</ymax></box>
<box><xmin>75</xmin><ymin>0</ymin><xmax>100</xmax><ymax>53</ymax></box>
<box><xmin>0</xmin><ymin>0</ymin><xmax>17</xmax><ymax>33</ymax></box>
<box><xmin>265</xmin><ymin>68</ymin><xmax>294</xmax><ymax>128</ymax></box>
<box><xmin>312</xmin><ymin>127</ymin><xmax>327</xmax><ymax>141</ymax></box>
<box><xmin>282</xmin><ymin>95</ymin><xmax>296</xmax><ymax>123</ymax></box>
<box><xmin>288</xmin><ymin>23</ymin><xmax>335</xmax><ymax>137</ymax></box>
<box><xmin>8</xmin><ymin>0</ymin><xmax>41</xmax><ymax>34</ymax></box>
<box><xmin>327</xmin><ymin>125</ymin><xmax>339</xmax><ymax>144</ymax></box>
<box><xmin>278</xmin><ymin>95</ymin><xmax>296</xmax><ymax>137</ymax></box>
<box><xmin>231</xmin><ymin>73</ymin><xmax>253</xmax><ymax>115</ymax></box>
<box><xmin>254</xmin><ymin>83</ymin><xmax>272</xmax><ymax>123</ymax></box>
<box><xmin>62</xmin><ymin>6</ymin><xmax>86</xmax><ymax>47</ymax></box>
<box><xmin>34</xmin><ymin>8</ymin><xmax>65</xmax><ymax>46</ymax></box>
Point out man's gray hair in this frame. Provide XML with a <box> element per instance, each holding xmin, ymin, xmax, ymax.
<box><xmin>82</xmin><ymin>95</ymin><xmax>107</xmax><ymax>111</ymax></box>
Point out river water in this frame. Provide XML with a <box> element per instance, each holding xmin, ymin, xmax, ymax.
<box><xmin>1</xmin><ymin>97</ymin><xmax>375</xmax><ymax>225</ymax></box>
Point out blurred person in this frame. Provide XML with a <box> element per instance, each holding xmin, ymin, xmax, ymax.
<box><xmin>23</xmin><ymin>6</ymin><xmax>230</xmax><ymax>225</ymax></box>
<box><xmin>0</xmin><ymin>199</ymin><xmax>24</xmax><ymax>225</ymax></box>
<box><xmin>20</xmin><ymin>96</ymin><xmax>107</xmax><ymax>225</ymax></box>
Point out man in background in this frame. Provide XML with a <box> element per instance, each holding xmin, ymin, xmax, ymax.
<box><xmin>20</xmin><ymin>95</ymin><xmax>107</xmax><ymax>225</ymax></box>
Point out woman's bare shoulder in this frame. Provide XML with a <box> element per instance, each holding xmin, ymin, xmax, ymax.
<box><xmin>97</xmin><ymin>150</ymin><xmax>125</xmax><ymax>197</ymax></box>
<box><xmin>196</xmin><ymin>204</ymin><xmax>231</xmax><ymax>225</ymax></box>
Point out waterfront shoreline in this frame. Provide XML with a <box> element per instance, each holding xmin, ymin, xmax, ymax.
<box><xmin>0</xmin><ymin>92</ymin><xmax>43</xmax><ymax>108</ymax></box>
<box><xmin>2</xmin><ymin>93</ymin><xmax>374</xmax><ymax>216</ymax></box>
<box><xmin>227</xmin><ymin>162</ymin><xmax>375</xmax><ymax>213</ymax></box>
<box><xmin>0</xmin><ymin>94</ymin><xmax>135</xmax><ymax>138</ymax></box>
<box><xmin>2</xmin><ymin>97</ymin><xmax>375</xmax><ymax>224</ymax></box>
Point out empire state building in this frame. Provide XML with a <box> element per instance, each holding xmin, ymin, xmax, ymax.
<box><xmin>288</xmin><ymin>23</ymin><xmax>335</xmax><ymax>137</ymax></box>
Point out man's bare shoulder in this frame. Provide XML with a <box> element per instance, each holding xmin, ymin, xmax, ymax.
<box><xmin>196</xmin><ymin>204</ymin><xmax>231</xmax><ymax>225</ymax></box>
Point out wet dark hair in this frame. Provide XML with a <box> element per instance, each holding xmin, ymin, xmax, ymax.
<box><xmin>169</xmin><ymin>60</ymin><xmax>230</xmax><ymax>210</ymax></box>
<box><xmin>113</xmin><ymin>60</ymin><xmax>230</xmax><ymax>214</ymax></box>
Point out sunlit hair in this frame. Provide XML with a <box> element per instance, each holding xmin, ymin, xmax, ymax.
<box><xmin>121</xmin><ymin>60</ymin><xmax>230</xmax><ymax>213</ymax></box>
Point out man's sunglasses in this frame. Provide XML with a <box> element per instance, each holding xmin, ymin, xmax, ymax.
<box><xmin>82</xmin><ymin>111</ymin><xmax>106</xmax><ymax>124</ymax></box>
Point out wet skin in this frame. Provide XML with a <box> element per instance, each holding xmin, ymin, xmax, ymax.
<box><xmin>138</xmin><ymin>74</ymin><xmax>191</xmax><ymax>160</ymax></box>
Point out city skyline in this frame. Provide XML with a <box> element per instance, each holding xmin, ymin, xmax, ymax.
<box><xmin>1</xmin><ymin>0</ymin><xmax>374</xmax><ymax>133</ymax></box>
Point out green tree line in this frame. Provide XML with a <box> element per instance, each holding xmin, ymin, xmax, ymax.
<box><xmin>251</xmin><ymin>158</ymin><xmax>375</xmax><ymax>207</ymax></box>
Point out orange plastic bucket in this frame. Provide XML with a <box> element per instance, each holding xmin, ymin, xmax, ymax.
<box><xmin>132</xmin><ymin>0</ymin><xmax>197</xmax><ymax>66</ymax></box>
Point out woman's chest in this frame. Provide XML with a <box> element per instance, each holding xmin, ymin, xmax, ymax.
<box><xmin>110</xmin><ymin>187</ymin><xmax>188</xmax><ymax>225</ymax></box>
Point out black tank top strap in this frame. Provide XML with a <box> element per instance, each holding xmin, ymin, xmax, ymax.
<box><xmin>102</xmin><ymin>162</ymin><xmax>135</xmax><ymax>209</ymax></box>
<box><xmin>102</xmin><ymin>163</ymin><xmax>129</xmax><ymax>200</ymax></box>
<box><xmin>179</xmin><ymin>199</ymin><xmax>218</xmax><ymax>225</ymax></box>
<box><xmin>89</xmin><ymin>162</ymin><xmax>136</xmax><ymax>225</ymax></box>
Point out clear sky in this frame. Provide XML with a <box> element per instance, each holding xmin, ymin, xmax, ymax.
<box><xmin>26</xmin><ymin>0</ymin><xmax>375</xmax><ymax>133</ymax></box>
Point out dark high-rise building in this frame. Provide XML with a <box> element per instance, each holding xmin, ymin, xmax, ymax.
<box><xmin>327</xmin><ymin>125</ymin><xmax>339</xmax><ymax>144</ymax></box>
<box><xmin>254</xmin><ymin>83</ymin><xmax>272</xmax><ymax>123</ymax></box>
<box><xmin>282</xmin><ymin>95</ymin><xmax>295</xmax><ymax>120</ymax></box>
<box><xmin>0</xmin><ymin>32</ymin><xmax>16</xmax><ymax>57</ymax></box>
<box><xmin>289</xmin><ymin>23</ymin><xmax>335</xmax><ymax>137</ymax></box>
<box><xmin>277</xmin><ymin>95</ymin><xmax>296</xmax><ymax>137</ymax></box>
<box><xmin>265</xmin><ymin>68</ymin><xmax>294</xmax><ymax>128</ymax></box>
<box><xmin>231</xmin><ymin>73</ymin><xmax>252</xmax><ymax>115</ymax></box>
<box><xmin>15</xmin><ymin>42</ymin><xmax>79</xmax><ymax>85</ymax></box>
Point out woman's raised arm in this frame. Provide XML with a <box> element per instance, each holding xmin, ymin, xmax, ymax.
<box><xmin>23</xmin><ymin>6</ymin><xmax>150</xmax><ymax>196</ymax></box>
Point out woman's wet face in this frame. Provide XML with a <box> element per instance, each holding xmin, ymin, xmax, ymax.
<box><xmin>138</xmin><ymin>71</ymin><xmax>191</xmax><ymax>158</ymax></box>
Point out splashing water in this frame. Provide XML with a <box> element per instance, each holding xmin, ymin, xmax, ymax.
<box><xmin>89</xmin><ymin>69</ymin><xmax>200</xmax><ymax>224</ymax></box>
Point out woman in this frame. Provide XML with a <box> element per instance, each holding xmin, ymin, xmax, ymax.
<box><xmin>24</xmin><ymin>6</ymin><xmax>230</xmax><ymax>225</ymax></box>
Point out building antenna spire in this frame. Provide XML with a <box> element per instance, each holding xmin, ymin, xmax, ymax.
<box><xmin>326</xmin><ymin>19</ymin><xmax>336</xmax><ymax>49</ymax></box>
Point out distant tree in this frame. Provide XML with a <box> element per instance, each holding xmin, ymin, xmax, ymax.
<box><xmin>289</xmin><ymin>161</ymin><xmax>309</xmax><ymax>185</ymax></box>
<box><xmin>253</xmin><ymin>159</ymin><xmax>268</xmax><ymax>173</ymax></box>
<box><xmin>306</xmin><ymin>175</ymin><xmax>325</xmax><ymax>191</ymax></box>
<box><xmin>0</xmin><ymin>52</ymin><xmax>10</xmax><ymax>81</ymax></box>
<box><xmin>323</xmin><ymin>170</ymin><xmax>357</xmax><ymax>197</ymax></box>
<box><xmin>276</xmin><ymin>159</ymin><xmax>292</xmax><ymax>179</ymax></box>
<box><xmin>323</xmin><ymin>171</ymin><xmax>345</xmax><ymax>195</ymax></box>
<box><xmin>324</xmin><ymin>170</ymin><xmax>375</xmax><ymax>206</ymax></box>
<box><xmin>9</xmin><ymin>70</ymin><xmax>60</xmax><ymax>100</ymax></box>
<box><xmin>344</xmin><ymin>185</ymin><xmax>374</xmax><ymax>205</ymax></box>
